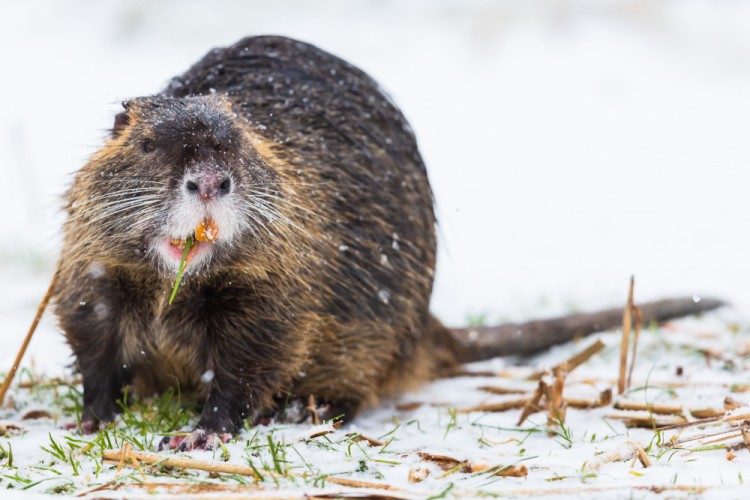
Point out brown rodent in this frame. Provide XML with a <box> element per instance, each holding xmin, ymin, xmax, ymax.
<box><xmin>54</xmin><ymin>35</ymin><xmax>722</xmax><ymax>451</ymax></box>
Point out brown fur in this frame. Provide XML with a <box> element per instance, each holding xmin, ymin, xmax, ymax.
<box><xmin>54</xmin><ymin>36</ymin><xmax>463</xmax><ymax>435</ymax></box>
<box><xmin>54</xmin><ymin>36</ymin><xmax>723</xmax><ymax>441</ymax></box>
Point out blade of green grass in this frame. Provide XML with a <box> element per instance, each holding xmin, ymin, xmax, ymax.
<box><xmin>169</xmin><ymin>237</ymin><xmax>194</xmax><ymax>305</ymax></box>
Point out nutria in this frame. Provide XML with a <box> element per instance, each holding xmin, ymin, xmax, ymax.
<box><xmin>54</xmin><ymin>35</ymin><xmax>722</xmax><ymax>451</ymax></box>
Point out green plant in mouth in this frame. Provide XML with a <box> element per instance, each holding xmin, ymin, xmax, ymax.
<box><xmin>169</xmin><ymin>236</ymin><xmax>194</xmax><ymax>305</ymax></box>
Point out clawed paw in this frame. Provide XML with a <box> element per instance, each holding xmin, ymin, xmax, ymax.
<box><xmin>158</xmin><ymin>429</ymin><xmax>231</xmax><ymax>451</ymax></box>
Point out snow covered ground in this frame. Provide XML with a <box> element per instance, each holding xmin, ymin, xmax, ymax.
<box><xmin>2</xmin><ymin>306</ymin><xmax>750</xmax><ymax>499</ymax></box>
<box><xmin>2</xmin><ymin>0</ymin><xmax>750</xmax><ymax>498</ymax></box>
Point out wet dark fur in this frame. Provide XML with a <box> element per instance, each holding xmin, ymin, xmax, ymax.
<box><xmin>55</xmin><ymin>36</ymin><xmax>463</xmax><ymax>434</ymax></box>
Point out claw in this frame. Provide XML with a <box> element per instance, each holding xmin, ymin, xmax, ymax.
<box><xmin>160</xmin><ymin>429</ymin><xmax>231</xmax><ymax>451</ymax></box>
<box><xmin>204</xmin><ymin>432</ymin><xmax>231</xmax><ymax>450</ymax></box>
<box><xmin>157</xmin><ymin>433</ymin><xmax>194</xmax><ymax>451</ymax></box>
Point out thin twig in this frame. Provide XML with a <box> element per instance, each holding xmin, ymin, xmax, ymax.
<box><xmin>461</xmin><ymin>391</ymin><xmax>611</xmax><ymax>413</ymax></box>
<box><xmin>307</xmin><ymin>395</ymin><xmax>321</xmax><ymax>426</ymax></box>
<box><xmin>103</xmin><ymin>449</ymin><xmax>412</xmax><ymax>493</ymax></box>
<box><xmin>702</xmin><ymin>432</ymin><xmax>743</xmax><ymax>445</ymax></box>
<box><xmin>102</xmin><ymin>449</ymin><xmax>266</xmax><ymax>479</ymax></box>
<box><xmin>517</xmin><ymin>380</ymin><xmax>546</xmax><ymax>425</ymax></box>
<box><xmin>0</xmin><ymin>271</ymin><xmax>59</xmax><ymax>406</ymax></box>
<box><xmin>116</xmin><ymin>442</ymin><xmax>147</xmax><ymax>481</ymax></box>
<box><xmin>618</xmin><ymin>276</ymin><xmax>635</xmax><ymax>394</ymax></box>
<box><xmin>346</xmin><ymin>433</ymin><xmax>384</xmax><ymax>447</ymax></box>
<box><xmin>395</xmin><ymin>402</ymin><xmax>423</xmax><ymax>411</ymax></box>
<box><xmin>495</xmin><ymin>465</ymin><xmax>529</xmax><ymax>477</ymax></box>
<box><xmin>657</xmin><ymin>412</ymin><xmax>750</xmax><ymax>431</ymax></box>
<box><xmin>527</xmin><ymin>340</ymin><xmax>605</xmax><ymax>381</ymax></box>
<box><xmin>546</xmin><ymin>367</ymin><xmax>567</xmax><ymax>434</ymax></box>
<box><xmin>632</xmin><ymin>443</ymin><xmax>652</xmax><ymax>468</ymax></box>
<box><xmin>18</xmin><ymin>375</ymin><xmax>82</xmax><ymax>389</ymax></box>
<box><xmin>478</xmin><ymin>386</ymin><xmax>529</xmax><ymax>395</ymax></box>
<box><xmin>663</xmin><ymin>423</ymin><xmax>750</xmax><ymax>447</ymax></box>
<box><xmin>608</xmin><ymin>413</ymin><xmax>687</xmax><ymax>429</ymax></box>
<box><xmin>74</xmin><ymin>481</ymin><xmax>120</xmax><ymax>497</ymax></box>
<box><xmin>324</xmin><ymin>476</ymin><xmax>405</xmax><ymax>491</ymax></box>
<box><xmin>457</xmin><ymin>399</ymin><xmax>529</xmax><ymax>414</ymax></box>
<box><xmin>309</xmin><ymin>430</ymin><xmax>334</xmax><ymax>439</ymax></box>
<box><xmin>690</xmin><ymin>408</ymin><xmax>726</xmax><ymax>419</ymax></box>
<box><xmin>613</xmin><ymin>400</ymin><xmax>684</xmax><ymax>415</ymax></box>
<box><xmin>417</xmin><ymin>452</ymin><xmax>527</xmax><ymax>477</ymax></box>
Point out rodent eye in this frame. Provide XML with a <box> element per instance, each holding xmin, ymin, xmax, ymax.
<box><xmin>143</xmin><ymin>140</ymin><xmax>156</xmax><ymax>153</ymax></box>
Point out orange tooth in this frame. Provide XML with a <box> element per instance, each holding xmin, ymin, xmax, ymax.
<box><xmin>195</xmin><ymin>218</ymin><xmax>219</xmax><ymax>242</ymax></box>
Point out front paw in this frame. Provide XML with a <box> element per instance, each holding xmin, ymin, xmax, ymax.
<box><xmin>159</xmin><ymin>429</ymin><xmax>231</xmax><ymax>451</ymax></box>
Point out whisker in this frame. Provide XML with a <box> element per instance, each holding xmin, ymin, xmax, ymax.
<box><xmin>81</xmin><ymin>188</ymin><xmax>164</xmax><ymax>202</ymax></box>
<box><xmin>82</xmin><ymin>194</ymin><xmax>163</xmax><ymax>204</ymax></box>
<box><xmin>252</xmin><ymin>180</ymin><xmax>333</xmax><ymax>188</ymax></box>
<box><xmin>71</xmin><ymin>200</ymin><xmax>162</xmax><ymax>226</ymax></box>
<box><xmin>68</xmin><ymin>199</ymin><xmax>163</xmax><ymax>221</ymax></box>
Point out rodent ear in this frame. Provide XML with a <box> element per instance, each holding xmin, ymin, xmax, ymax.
<box><xmin>112</xmin><ymin>101</ymin><xmax>131</xmax><ymax>137</ymax></box>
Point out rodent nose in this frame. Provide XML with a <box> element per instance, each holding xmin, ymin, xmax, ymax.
<box><xmin>185</xmin><ymin>175</ymin><xmax>231</xmax><ymax>201</ymax></box>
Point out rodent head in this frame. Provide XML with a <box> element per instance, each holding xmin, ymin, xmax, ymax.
<box><xmin>67</xmin><ymin>95</ymin><xmax>284</xmax><ymax>275</ymax></box>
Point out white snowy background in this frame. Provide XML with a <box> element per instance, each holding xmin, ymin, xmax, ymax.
<box><xmin>2</xmin><ymin>1</ymin><xmax>750</xmax><ymax>499</ymax></box>
<box><xmin>3</xmin><ymin>2</ymin><xmax>750</xmax><ymax>362</ymax></box>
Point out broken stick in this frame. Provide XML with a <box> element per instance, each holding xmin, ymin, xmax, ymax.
<box><xmin>0</xmin><ymin>271</ymin><xmax>59</xmax><ymax>406</ymax></box>
<box><xmin>527</xmin><ymin>339</ymin><xmax>605</xmax><ymax>381</ymax></box>
<box><xmin>618</xmin><ymin>276</ymin><xmax>635</xmax><ymax>394</ymax></box>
